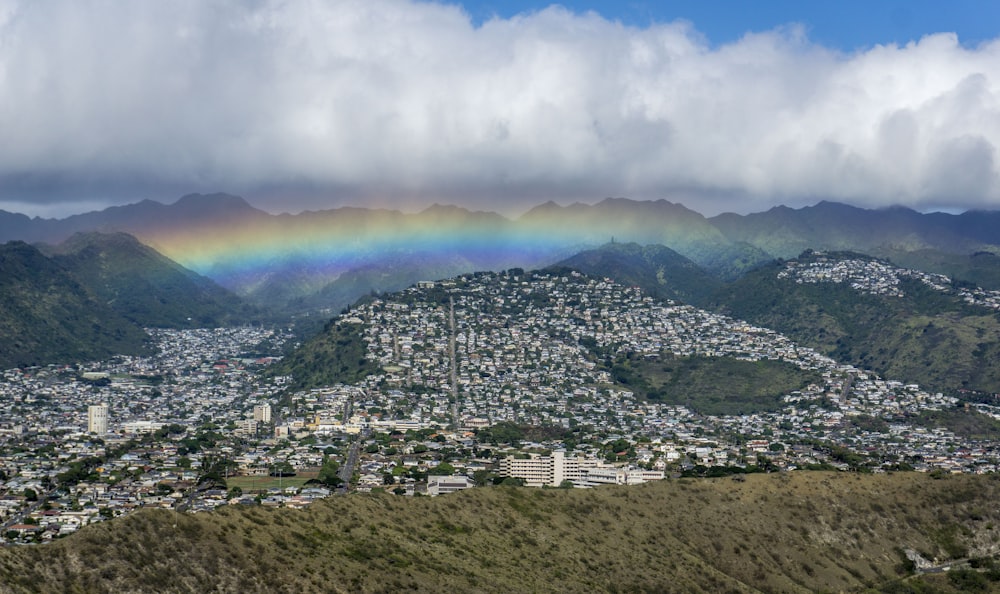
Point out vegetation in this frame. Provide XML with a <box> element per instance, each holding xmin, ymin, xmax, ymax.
<box><xmin>708</xmin><ymin>253</ymin><xmax>1000</xmax><ymax>394</ymax></box>
<box><xmin>49</xmin><ymin>232</ymin><xmax>259</xmax><ymax>328</ymax></box>
<box><xmin>271</xmin><ymin>318</ymin><xmax>377</xmax><ymax>390</ymax></box>
<box><xmin>0</xmin><ymin>241</ymin><xmax>153</xmax><ymax>368</ymax></box>
<box><xmin>549</xmin><ymin>242</ymin><xmax>723</xmax><ymax>304</ymax></box>
<box><xmin>909</xmin><ymin>405</ymin><xmax>1000</xmax><ymax>441</ymax></box>
<box><xmin>474</xmin><ymin>421</ymin><xmax>575</xmax><ymax>446</ymax></box>
<box><xmin>878</xmin><ymin>248</ymin><xmax>1000</xmax><ymax>291</ymax></box>
<box><xmin>604</xmin><ymin>353</ymin><xmax>821</xmax><ymax>415</ymax></box>
<box><xmin>0</xmin><ymin>472</ymin><xmax>998</xmax><ymax>592</ymax></box>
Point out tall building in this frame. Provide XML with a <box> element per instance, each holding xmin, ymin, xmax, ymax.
<box><xmin>498</xmin><ymin>451</ymin><xmax>591</xmax><ymax>487</ymax></box>
<box><xmin>87</xmin><ymin>403</ymin><xmax>109</xmax><ymax>435</ymax></box>
<box><xmin>253</xmin><ymin>403</ymin><xmax>272</xmax><ymax>423</ymax></box>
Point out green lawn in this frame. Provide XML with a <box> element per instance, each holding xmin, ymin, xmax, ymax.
<box><xmin>227</xmin><ymin>475</ymin><xmax>314</xmax><ymax>492</ymax></box>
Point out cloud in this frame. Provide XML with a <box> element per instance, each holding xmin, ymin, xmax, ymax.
<box><xmin>1</xmin><ymin>0</ymin><xmax>999</xmax><ymax>216</ymax></box>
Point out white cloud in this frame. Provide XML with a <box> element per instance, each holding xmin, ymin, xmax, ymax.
<box><xmin>0</xmin><ymin>0</ymin><xmax>999</xmax><ymax>215</ymax></box>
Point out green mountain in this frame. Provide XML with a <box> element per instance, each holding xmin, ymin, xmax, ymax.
<box><xmin>518</xmin><ymin>198</ymin><xmax>771</xmax><ymax>279</ymax></box>
<box><xmin>10</xmin><ymin>195</ymin><xmax>1000</xmax><ymax>312</ymax></box>
<box><xmin>548</xmin><ymin>242</ymin><xmax>723</xmax><ymax>304</ymax></box>
<box><xmin>47</xmin><ymin>232</ymin><xmax>259</xmax><ymax>328</ymax></box>
<box><xmin>878</xmin><ymin>248</ymin><xmax>1000</xmax><ymax>291</ymax></box>
<box><xmin>0</xmin><ymin>241</ymin><xmax>152</xmax><ymax>368</ymax></box>
<box><xmin>1</xmin><ymin>473</ymin><xmax>998</xmax><ymax>593</ymax></box>
<box><xmin>709</xmin><ymin>251</ymin><xmax>1000</xmax><ymax>395</ymax></box>
<box><xmin>710</xmin><ymin>201</ymin><xmax>1000</xmax><ymax>260</ymax></box>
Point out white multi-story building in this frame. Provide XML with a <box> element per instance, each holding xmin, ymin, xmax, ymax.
<box><xmin>253</xmin><ymin>403</ymin><xmax>272</xmax><ymax>423</ymax></box>
<box><xmin>87</xmin><ymin>404</ymin><xmax>108</xmax><ymax>435</ymax></box>
<box><xmin>499</xmin><ymin>451</ymin><xmax>663</xmax><ymax>487</ymax></box>
<box><xmin>498</xmin><ymin>451</ymin><xmax>592</xmax><ymax>487</ymax></box>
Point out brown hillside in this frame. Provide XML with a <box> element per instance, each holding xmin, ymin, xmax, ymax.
<box><xmin>0</xmin><ymin>472</ymin><xmax>998</xmax><ymax>593</ymax></box>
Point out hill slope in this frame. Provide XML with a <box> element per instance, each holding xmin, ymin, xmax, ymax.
<box><xmin>0</xmin><ymin>241</ymin><xmax>152</xmax><ymax>368</ymax></box>
<box><xmin>548</xmin><ymin>242</ymin><xmax>722</xmax><ymax>305</ymax></box>
<box><xmin>709</xmin><ymin>252</ymin><xmax>1000</xmax><ymax>394</ymax></box>
<box><xmin>48</xmin><ymin>232</ymin><xmax>259</xmax><ymax>328</ymax></box>
<box><xmin>0</xmin><ymin>473</ymin><xmax>997</xmax><ymax>593</ymax></box>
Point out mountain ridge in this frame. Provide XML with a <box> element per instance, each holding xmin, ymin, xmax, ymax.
<box><xmin>0</xmin><ymin>240</ymin><xmax>153</xmax><ymax>368</ymax></box>
<box><xmin>0</xmin><ymin>231</ymin><xmax>261</xmax><ymax>368</ymax></box>
<box><xmin>46</xmin><ymin>231</ymin><xmax>259</xmax><ymax>328</ymax></box>
<box><xmin>3</xmin><ymin>194</ymin><xmax>1000</xmax><ymax>313</ymax></box>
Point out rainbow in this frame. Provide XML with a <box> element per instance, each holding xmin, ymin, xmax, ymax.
<box><xmin>125</xmin><ymin>198</ymin><xmax>723</xmax><ymax>298</ymax></box>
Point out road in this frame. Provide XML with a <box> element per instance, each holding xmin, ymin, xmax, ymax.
<box><xmin>338</xmin><ymin>438</ymin><xmax>361</xmax><ymax>493</ymax></box>
<box><xmin>1</xmin><ymin>487</ymin><xmax>58</xmax><ymax>533</ymax></box>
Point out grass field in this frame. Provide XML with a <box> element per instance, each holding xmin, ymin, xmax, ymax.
<box><xmin>227</xmin><ymin>470</ymin><xmax>318</xmax><ymax>492</ymax></box>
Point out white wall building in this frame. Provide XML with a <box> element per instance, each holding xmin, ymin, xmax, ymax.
<box><xmin>253</xmin><ymin>403</ymin><xmax>272</xmax><ymax>423</ymax></box>
<box><xmin>499</xmin><ymin>451</ymin><xmax>664</xmax><ymax>488</ymax></box>
<box><xmin>427</xmin><ymin>475</ymin><xmax>474</xmax><ymax>496</ymax></box>
<box><xmin>87</xmin><ymin>403</ymin><xmax>108</xmax><ymax>435</ymax></box>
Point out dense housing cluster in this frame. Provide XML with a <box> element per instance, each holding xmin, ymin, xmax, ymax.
<box><xmin>0</xmin><ymin>264</ymin><xmax>998</xmax><ymax>543</ymax></box>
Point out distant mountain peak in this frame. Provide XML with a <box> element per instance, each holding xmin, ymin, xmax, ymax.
<box><xmin>172</xmin><ymin>192</ymin><xmax>260</xmax><ymax>213</ymax></box>
<box><xmin>420</xmin><ymin>203</ymin><xmax>470</xmax><ymax>214</ymax></box>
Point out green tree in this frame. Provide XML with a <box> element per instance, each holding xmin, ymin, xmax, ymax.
<box><xmin>472</xmin><ymin>469</ymin><xmax>495</xmax><ymax>486</ymax></box>
<box><xmin>317</xmin><ymin>457</ymin><xmax>342</xmax><ymax>487</ymax></box>
<box><xmin>428</xmin><ymin>462</ymin><xmax>455</xmax><ymax>476</ymax></box>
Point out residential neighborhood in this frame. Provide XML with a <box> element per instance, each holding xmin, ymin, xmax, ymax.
<box><xmin>0</xmin><ymin>263</ymin><xmax>998</xmax><ymax>544</ymax></box>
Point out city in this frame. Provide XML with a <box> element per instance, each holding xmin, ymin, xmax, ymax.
<box><xmin>0</xmin><ymin>262</ymin><xmax>998</xmax><ymax>544</ymax></box>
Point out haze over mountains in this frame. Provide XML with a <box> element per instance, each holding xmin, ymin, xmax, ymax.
<box><xmin>5</xmin><ymin>193</ymin><xmax>1000</xmax><ymax>316</ymax></box>
<box><xmin>6</xmin><ymin>191</ymin><xmax>1000</xmax><ymax>394</ymax></box>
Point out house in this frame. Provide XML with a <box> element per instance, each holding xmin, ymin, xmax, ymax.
<box><xmin>427</xmin><ymin>475</ymin><xmax>474</xmax><ymax>496</ymax></box>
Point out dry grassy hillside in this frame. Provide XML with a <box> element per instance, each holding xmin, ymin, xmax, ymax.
<box><xmin>1</xmin><ymin>472</ymin><xmax>998</xmax><ymax>593</ymax></box>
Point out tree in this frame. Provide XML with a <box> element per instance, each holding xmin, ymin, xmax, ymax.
<box><xmin>317</xmin><ymin>457</ymin><xmax>342</xmax><ymax>487</ymax></box>
<box><xmin>428</xmin><ymin>462</ymin><xmax>455</xmax><ymax>476</ymax></box>
<box><xmin>472</xmin><ymin>469</ymin><xmax>494</xmax><ymax>486</ymax></box>
<box><xmin>23</xmin><ymin>488</ymin><xmax>37</xmax><ymax>502</ymax></box>
<box><xmin>269</xmin><ymin>461</ymin><xmax>295</xmax><ymax>477</ymax></box>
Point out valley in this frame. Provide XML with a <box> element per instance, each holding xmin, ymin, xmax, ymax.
<box><xmin>1</xmin><ymin>195</ymin><xmax>1000</xmax><ymax>592</ymax></box>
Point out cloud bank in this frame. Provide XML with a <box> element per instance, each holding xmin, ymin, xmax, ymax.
<box><xmin>1</xmin><ymin>0</ymin><xmax>999</xmax><ymax>215</ymax></box>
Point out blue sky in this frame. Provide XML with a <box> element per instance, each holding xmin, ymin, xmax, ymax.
<box><xmin>462</xmin><ymin>0</ymin><xmax>1000</xmax><ymax>51</ymax></box>
<box><xmin>1</xmin><ymin>0</ymin><xmax>1000</xmax><ymax>217</ymax></box>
